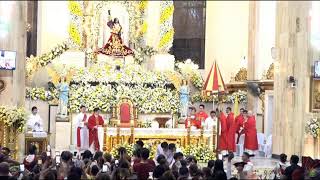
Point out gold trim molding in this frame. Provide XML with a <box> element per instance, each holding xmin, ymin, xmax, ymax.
<box><xmin>234</xmin><ymin>68</ymin><xmax>248</xmax><ymax>82</ymax></box>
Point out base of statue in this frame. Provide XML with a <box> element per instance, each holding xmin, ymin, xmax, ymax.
<box><xmin>97</xmin><ymin>54</ymin><xmax>134</xmax><ymax>65</ymax></box>
<box><xmin>56</xmin><ymin>114</ymin><xmax>69</xmax><ymax>122</ymax></box>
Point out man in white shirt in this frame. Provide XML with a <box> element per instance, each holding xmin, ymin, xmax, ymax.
<box><xmin>155</xmin><ymin>142</ymin><xmax>169</xmax><ymax>161</ymax></box>
<box><xmin>74</xmin><ymin>105</ymin><xmax>89</xmax><ymax>151</ymax></box>
<box><xmin>27</xmin><ymin>106</ymin><xmax>44</xmax><ymax>132</ymax></box>
<box><xmin>204</xmin><ymin>111</ymin><xmax>218</xmax><ymax>130</ymax></box>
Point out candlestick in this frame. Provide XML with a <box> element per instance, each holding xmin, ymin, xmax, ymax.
<box><xmin>117</xmin><ymin>120</ymin><xmax>120</xmax><ymax>127</ymax></box>
<box><xmin>130</xmin><ymin>120</ymin><xmax>134</xmax><ymax>127</ymax></box>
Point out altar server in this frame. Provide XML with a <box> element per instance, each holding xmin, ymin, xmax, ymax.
<box><xmin>88</xmin><ymin>108</ymin><xmax>104</xmax><ymax>152</ymax></box>
<box><xmin>27</xmin><ymin>106</ymin><xmax>44</xmax><ymax>132</ymax></box>
<box><xmin>226</xmin><ymin>107</ymin><xmax>236</xmax><ymax>153</ymax></box>
<box><xmin>75</xmin><ymin>105</ymin><xmax>89</xmax><ymax>150</ymax></box>
<box><xmin>243</xmin><ymin>110</ymin><xmax>258</xmax><ymax>156</ymax></box>
<box><xmin>196</xmin><ymin>104</ymin><xmax>208</xmax><ymax>126</ymax></box>
<box><xmin>204</xmin><ymin>111</ymin><xmax>218</xmax><ymax>130</ymax></box>
<box><xmin>185</xmin><ymin>107</ymin><xmax>200</xmax><ymax>129</ymax></box>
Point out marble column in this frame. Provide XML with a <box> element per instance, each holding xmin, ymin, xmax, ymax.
<box><xmin>0</xmin><ymin>1</ymin><xmax>27</xmax><ymax>161</ymax></box>
<box><xmin>272</xmin><ymin>1</ymin><xmax>311</xmax><ymax>157</ymax></box>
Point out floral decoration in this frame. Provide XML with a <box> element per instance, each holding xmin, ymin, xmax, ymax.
<box><xmin>26</xmin><ymin>42</ymin><xmax>69</xmax><ymax>79</ymax></box>
<box><xmin>68</xmin><ymin>1</ymin><xmax>83</xmax><ymax>17</ymax></box>
<box><xmin>26</xmin><ymin>87</ymin><xmax>58</xmax><ymax>103</ymax></box>
<box><xmin>110</xmin><ymin>143</ymin><xmax>134</xmax><ymax>159</ymax></box>
<box><xmin>0</xmin><ymin>106</ymin><xmax>28</xmax><ymax>133</ymax></box>
<box><xmin>182</xmin><ymin>144</ymin><xmax>215</xmax><ymax>163</ymax></box>
<box><xmin>176</xmin><ymin>59</ymin><xmax>204</xmax><ymax>90</ymax></box>
<box><xmin>68</xmin><ymin>23</ymin><xmax>82</xmax><ymax>47</ymax></box>
<box><xmin>158</xmin><ymin>1</ymin><xmax>174</xmax><ymax>52</ymax></box>
<box><xmin>191</xmin><ymin>90</ymin><xmax>247</xmax><ymax>104</ymax></box>
<box><xmin>133</xmin><ymin>46</ymin><xmax>157</xmax><ymax>64</ymax></box>
<box><xmin>306</xmin><ymin>117</ymin><xmax>320</xmax><ymax>138</ymax></box>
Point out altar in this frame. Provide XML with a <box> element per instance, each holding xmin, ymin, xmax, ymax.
<box><xmin>102</xmin><ymin>127</ymin><xmax>217</xmax><ymax>152</ymax></box>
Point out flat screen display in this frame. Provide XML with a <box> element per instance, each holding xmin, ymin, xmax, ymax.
<box><xmin>0</xmin><ymin>50</ymin><xmax>16</xmax><ymax>70</ymax></box>
<box><xmin>315</xmin><ymin>61</ymin><xmax>320</xmax><ymax>78</ymax></box>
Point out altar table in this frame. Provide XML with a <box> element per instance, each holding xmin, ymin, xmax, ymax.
<box><xmin>102</xmin><ymin>127</ymin><xmax>216</xmax><ymax>152</ymax></box>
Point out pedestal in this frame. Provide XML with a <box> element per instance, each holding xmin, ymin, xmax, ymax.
<box><xmin>25</xmin><ymin>133</ymin><xmax>48</xmax><ymax>155</ymax></box>
<box><xmin>154</xmin><ymin>117</ymin><xmax>170</xmax><ymax>128</ymax></box>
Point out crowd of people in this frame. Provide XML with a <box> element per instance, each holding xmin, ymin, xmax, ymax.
<box><xmin>0</xmin><ymin>139</ymin><xmax>310</xmax><ymax>180</ymax></box>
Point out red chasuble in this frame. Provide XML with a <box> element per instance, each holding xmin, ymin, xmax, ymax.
<box><xmin>218</xmin><ymin>112</ymin><xmax>228</xmax><ymax>150</ymax></box>
<box><xmin>244</xmin><ymin>116</ymin><xmax>258</xmax><ymax>150</ymax></box>
<box><xmin>184</xmin><ymin>116</ymin><xmax>201</xmax><ymax>129</ymax></box>
<box><xmin>88</xmin><ymin>114</ymin><xmax>104</xmax><ymax>151</ymax></box>
<box><xmin>235</xmin><ymin>114</ymin><xmax>244</xmax><ymax>143</ymax></box>
<box><xmin>226</xmin><ymin>112</ymin><xmax>236</xmax><ymax>152</ymax></box>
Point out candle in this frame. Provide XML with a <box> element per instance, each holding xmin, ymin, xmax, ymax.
<box><xmin>130</xmin><ymin>120</ymin><xmax>134</xmax><ymax>126</ymax></box>
<box><xmin>117</xmin><ymin>120</ymin><xmax>120</xmax><ymax>126</ymax></box>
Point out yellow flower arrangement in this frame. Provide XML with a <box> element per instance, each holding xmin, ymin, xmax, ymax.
<box><xmin>68</xmin><ymin>1</ymin><xmax>83</xmax><ymax>17</ymax></box>
<box><xmin>0</xmin><ymin>106</ymin><xmax>28</xmax><ymax>133</ymax></box>
<box><xmin>139</xmin><ymin>21</ymin><xmax>148</xmax><ymax>35</ymax></box>
<box><xmin>159</xmin><ymin>5</ymin><xmax>174</xmax><ymax>24</ymax></box>
<box><xmin>138</xmin><ymin>1</ymin><xmax>148</xmax><ymax>12</ymax></box>
<box><xmin>158</xmin><ymin>28</ymin><xmax>174</xmax><ymax>49</ymax></box>
<box><xmin>68</xmin><ymin>23</ymin><xmax>82</xmax><ymax>47</ymax></box>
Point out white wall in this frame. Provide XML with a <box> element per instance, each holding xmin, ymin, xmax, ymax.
<box><xmin>205</xmin><ymin>1</ymin><xmax>249</xmax><ymax>83</ymax></box>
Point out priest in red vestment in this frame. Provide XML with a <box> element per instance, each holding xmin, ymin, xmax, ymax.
<box><xmin>88</xmin><ymin>108</ymin><xmax>104</xmax><ymax>151</ymax></box>
<box><xmin>235</xmin><ymin>108</ymin><xmax>245</xmax><ymax>144</ymax></box>
<box><xmin>185</xmin><ymin>107</ymin><xmax>201</xmax><ymax>129</ymax></box>
<box><xmin>196</xmin><ymin>104</ymin><xmax>208</xmax><ymax>127</ymax></box>
<box><xmin>226</xmin><ymin>107</ymin><xmax>236</xmax><ymax>153</ymax></box>
<box><xmin>218</xmin><ymin>110</ymin><xmax>228</xmax><ymax>156</ymax></box>
<box><xmin>243</xmin><ymin>110</ymin><xmax>258</xmax><ymax>156</ymax></box>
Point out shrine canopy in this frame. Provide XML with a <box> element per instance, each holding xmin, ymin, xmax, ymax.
<box><xmin>202</xmin><ymin>61</ymin><xmax>227</xmax><ymax>96</ymax></box>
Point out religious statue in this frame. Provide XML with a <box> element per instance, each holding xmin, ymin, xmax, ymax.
<box><xmin>180</xmin><ymin>80</ymin><xmax>189</xmax><ymax>118</ymax></box>
<box><xmin>97</xmin><ymin>10</ymin><xmax>134</xmax><ymax>57</ymax></box>
<box><xmin>57</xmin><ymin>77</ymin><xmax>69</xmax><ymax>116</ymax></box>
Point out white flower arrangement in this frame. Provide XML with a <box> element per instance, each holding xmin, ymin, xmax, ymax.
<box><xmin>306</xmin><ymin>117</ymin><xmax>320</xmax><ymax>138</ymax></box>
<box><xmin>191</xmin><ymin>90</ymin><xmax>247</xmax><ymax>104</ymax></box>
<box><xmin>0</xmin><ymin>106</ymin><xmax>28</xmax><ymax>133</ymax></box>
<box><xmin>176</xmin><ymin>59</ymin><xmax>204</xmax><ymax>90</ymax></box>
<box><xmin>133</xmin><ymin>46</ymin><xmax>157</xmax><ymax>64</ymax></box>
<box><xmin>26</xmin><ymin>87</ymin><xmax>58</xmax><ymax>102</ymax></box>
<box><xmin>182</xmin><ymin>144</ymin><xmax>215</xmax><ymax>163</ymax></box>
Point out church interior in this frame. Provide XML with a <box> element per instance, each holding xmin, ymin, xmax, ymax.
<box><xmin>0</xmin><ymin>1</ymin><xmax>320</xmax><ymax>179</ymax></box>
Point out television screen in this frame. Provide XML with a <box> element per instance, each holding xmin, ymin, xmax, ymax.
<box><xmin>315</xmin><ymin>61</ymin><xmax>320</xmax><ymax>78</ymax></box>
<box><xmin>0</xmin><ymin>50</ymin><xmax>16</xmax><ymax>70</ymax></box>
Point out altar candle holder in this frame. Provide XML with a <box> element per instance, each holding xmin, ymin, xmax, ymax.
<box><xmin>130</xmin><ymin>120</ymin><xmax>135</xmax><ymax>144</ymax></box>
<box><xmin>103</xmin><ymin>124</ymin><xmax>108</xmax><ymax>151</ymax></box>
<box><xmin>116</xmin><ymin>121</ymin><xmax>120</xmax><ymax>145</ymax></box>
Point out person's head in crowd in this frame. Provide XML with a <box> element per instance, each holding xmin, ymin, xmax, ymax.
<box><xmin>136</xmin><ymin>140</ymin><xmax>144</xmax><ymax>149</ymax></box>
<box><xmin>229</xmin><ymin>177</ymin><xmax>239</xmax><ymax>180</ymax></box>
<box><xmin>186</xmin><ymin>156</ymin><xmax>197</xmax><ymax>166</ymax></box>
<box><xmin>226</xmin><ymin>107</ymin><xmax>232</xmax><ymax>114</ymax></box>
<box><xmin>61</xmin><ymin>151</ymin><xmax>73</xmax><ymax>163</ymax></box>
<box><xmin>140</xmin><ymin>148</ymin><xmax>150</xmax><ymax>161</ymax></box>
<box><xmin>240</xmin><ymin>108</ymin><xmax>245</xmax><ymax>115</ymax></box>
<box><xmin>161</xmin><ymin>142</ymin><xmax>169</xmax><ymax>153</ymax></box>
<box><xmin>207</xmin><ymin>160</ymin><xmax>215</xmax><ymax>169</ymax></box>
<box><xmin>210</xmin><ymin>111</ymin><xmax>216</xmax><ymax>118</ymax></box>
<box><xmin>133</xmin><ymin>148</ymin><xmax>141</xmax><ymax>160</ymax></box>
<box><xmin>91</xmin><ymin>165</ymin><xmax>99</xmax><ymax>177</ymax></box>
<box><xmin>242</xmin><ymin>152</ymin><xmax>250</xmax><ymax>162</ymax></box>
<box><xmin>93</xmin><ymin>151</ymin><xmax>103</xmax><ymax>161</ymax></box>
<box><xmin>96</xmin><ymin>172</ymin><xmax>111</xmax><ymax>180</ymax></box>
<box><xmin>44</xmin><ymin>170</ymin><xmax>56</xmax><ymax>180</ymax></box>
<box><xmin>82</xmin><ymin>150</ymin><xmax>93</xmax><ymax>160</ymax></box>
<box><xmin>31</xmin><ymin>164</ymin><xmax>41</xmax><ymax>175</ymax></box>
<box><xmin>234</xmin><ymin>162</ymin><xmax>246</xmax><ymax>173</ymax></box>
<box><xmin>67</xmin><ymin>173</ymin><xmax>81</xmax><ymax>180</ymax></box>
<box><xmin>179</xmin><ymin>166</ymin><xmax>189</xmax><ymax>177</ymax></box>
<box><xmin>199</xmin><ymin>104</ymin><xmax>205</xmax><ymax>112</ymax></box>
<box><xmin>290</xmin><ymin>155</ymin><xmax>299</xmax><ymax>165</ymax></box>
<box><xmin>1</xmin><ymin>147</ymin><xmax>10</xmax><ymax>156</ymax></box>
<box><xmin>80</xmin><ymin>105</ymin><xmax>86</xmax><ymax>114</ymax></box>
<box><xmin>93</xmin><ymin>108</ymin><xmax>100</xmax><ymax>116</ymax></box>
<box><xmin>103</xmin><ymin>153</ymin><xmax>112</xmax><ymax>163</ymax></box>
<box><xmin>157</xmin><ymin>154</ymin><xmax>166</xmax><ymax>163</ymax></box>
<box><xmin>153</xmin><ymin>165</ymin><xmax>166</xmax><ymax>179</ymax></box>
<box><xmin>28</xmin><ymin>145</ymin><xmax>37</xmax><ymax>155</ymax></box>
<box><xmin>202</xmin><ymin>167</ymin><xmax>212</xmax><ymax>178</ymax></box>
<box><xmin>118</xmin><ymin>147</ymin><xmax>127</xmax><ymax>158</ymax></box>
<box><xmin>168</xmin><ymin>143</ymin><xmax>176</xmax><ymax>153</ymax></box>
<box><xmin>228</xmin><ymin>152</ymin><xmax>235</xmax><ymax>162</ymax></box>
<box><xmin>180</xmin><ymin>160</ymin><xmax>187</xmax><ymax>168</ymax></box>
<box><xmin>31</xmin><ymin>106</ymin><xmax>38</xmax><ymax>115</ymax></box>
<box><xmin>173</xmin><ymin>152</ymin><xmax>183</xmax><ymax>161</ymax></box>
<box><xmin>280</xmin><ymin>153</ymin><xmax>287</xmax><ymax>164</ymax></box>
<box><xmin>213</xmin><ymin>159</ymin><xmax>224</xmax><ymax>172</ymax></box>
<box><xmin>160</xmin><ymin>170</ymin><xmax>176</xmax><ymax>180</ymax></box>
<box><xmin>0</xmin><ymin>162</ymin><xmax>9</xmax><ymax>176</ymax></box>
<box><xmin>189</xmin><ymin>164</ymin><xmax>199</xmax><ymax>177</ymax></box>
